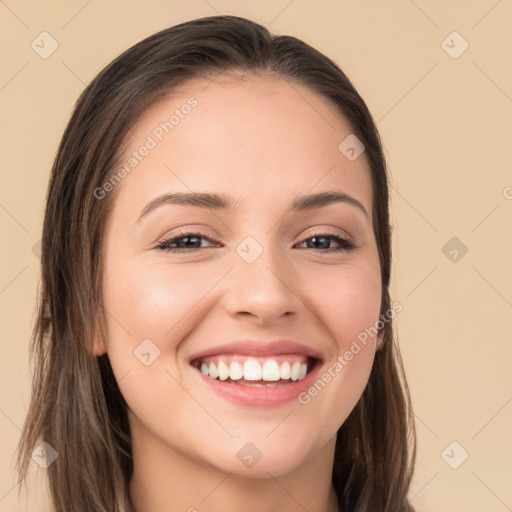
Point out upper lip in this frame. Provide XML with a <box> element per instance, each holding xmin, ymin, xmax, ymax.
<box><xmin>189</xmin><ymin>339</ymin><xmax>324</xmax><ymax>362</ymax></box>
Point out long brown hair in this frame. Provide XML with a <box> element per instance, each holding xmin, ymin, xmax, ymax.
<box><xmin>16</xmin><ymin>14</ymin><xmax>416</xmax><ymax>512</ymax></box>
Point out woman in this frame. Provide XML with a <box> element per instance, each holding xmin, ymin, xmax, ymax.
<box><xmin>16</xmin><ymin>14</ymin><xmax>416</xmax><ymax>512</ymax></box>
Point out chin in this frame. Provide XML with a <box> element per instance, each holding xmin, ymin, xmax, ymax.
<box><xmin>198</xmin><ymin>432</ymin><xmax>323</xmax><ymax>479</ymax></box>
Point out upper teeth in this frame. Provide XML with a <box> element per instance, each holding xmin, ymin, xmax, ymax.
<box><xmin>198</xmin><ymin>357</ymin><xmax>308</xmax><ymax>382</ymax></box>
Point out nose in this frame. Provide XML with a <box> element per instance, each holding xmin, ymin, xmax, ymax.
<box><xmin>222</xmin><ymin>240</ymin><xmax>305</xmax><ymax>325</ymax></box>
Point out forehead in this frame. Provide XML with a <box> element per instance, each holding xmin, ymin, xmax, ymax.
<box><xmin>112</xmin><ymin>73</ymin><xmax>373</xmax><ymax>220</ymax></box>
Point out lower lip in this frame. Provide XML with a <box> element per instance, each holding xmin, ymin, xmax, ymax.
<box><xmin>192</xmin><ymin>362</ymin><xmax>322</xmax><ymax>407</ymax></box>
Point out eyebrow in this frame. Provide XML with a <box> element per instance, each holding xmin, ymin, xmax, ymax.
<box><xmin>137</xmin><ymin>190</ymin><xmax>369</xmax><ymax>221</ymax></box>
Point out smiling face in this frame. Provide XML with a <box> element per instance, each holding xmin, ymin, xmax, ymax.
<box><xmin>97</xmin><ymin>73</ymin><xmax>382</xmax><ymax>480</ymax></box>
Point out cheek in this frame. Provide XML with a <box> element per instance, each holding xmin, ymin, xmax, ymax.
<box><xmin>296</xmin><ymin>263</ymin><xmax>382</xmax><ymax>428</ymax></box>
<box><xmin>309</xmin><ymin>262</ymin><xmax>382</xmax><ymax>347</ymax></box>
<box><xmin>101</xmin><ymin>262</ymin><xmax>209</xmax><ymax>423</ymax></box>
<box><xmin>100</xmin><ymin>260</ymin><xmax>212</xmax><ymax>396</ymax></box>
<box><xmin>104</xmin><ymin>261</ymin><xmax>210</xmax><ymax>340</ymax></box>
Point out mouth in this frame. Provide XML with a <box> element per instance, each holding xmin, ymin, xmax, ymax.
<box><xmin>188</xmin><ymin>339</ymin><xmax>324</xmax><ymax>407</ymax></box>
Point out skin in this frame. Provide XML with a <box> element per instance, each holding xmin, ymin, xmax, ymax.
<box><xmin>94</xmin><ymin>73</ymin><xmax>382</xmax><ymax>512</ymax></box>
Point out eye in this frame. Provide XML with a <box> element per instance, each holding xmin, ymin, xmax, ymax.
<box><xmin>295</xmin><ymin>232</ymin><xmax>357</xmax><ymax>252</ymax></box>
<box><xmin>155</xmin><ymin>231</ymin><xmax>219</xmax><ymax>253</ymax></box>
<box><xmin>154</xmin><ymin>230</ymin><xmax>357</xmax><ymax>253</ymax></box>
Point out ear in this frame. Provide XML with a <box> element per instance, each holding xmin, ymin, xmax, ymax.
<box><xmin>375</xmin><ymin>330</ymin><xmax>385</xmax><ymax>351</ymax></box>
<box><xmin>90</xmin><ymin>336</ymin><xmax>107</xmax><ymax>356</ymax></box>
<box><xmin>89</xmin><ymin>304</ymin><xmax>108</xmax><ymax>356</ymax></box>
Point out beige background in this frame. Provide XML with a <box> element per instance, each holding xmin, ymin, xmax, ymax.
<box><xmin>1</xmin><ymin>1</ymin><xmax>511</xmax><ymax>511</ymax></box>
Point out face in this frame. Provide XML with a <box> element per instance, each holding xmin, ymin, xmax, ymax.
<box><xmin>97</xmin><ymin>73</ymin><xmax>382</xmax><ymax>478</ymax></box>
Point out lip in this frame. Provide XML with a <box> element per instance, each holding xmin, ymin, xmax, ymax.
<box><xmin>188</xmin><ymin>339</ymin><xmax>324</xmax><ymax>362</ymax></box>
<box><xmin>188</xmin><ymin>339</ymin><xmax>324</xmax><ymax>407</ymax></box>
<box><xmin>192</xmin><ymin>359</ymin><xmax>323</xmax><ymax>407</ymax></box>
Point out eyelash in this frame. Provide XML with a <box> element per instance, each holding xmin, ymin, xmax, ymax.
<box><xmin>154</xmin><ymin>230</ymin><xmax>357</xmax><ymax>253</ymax></box>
